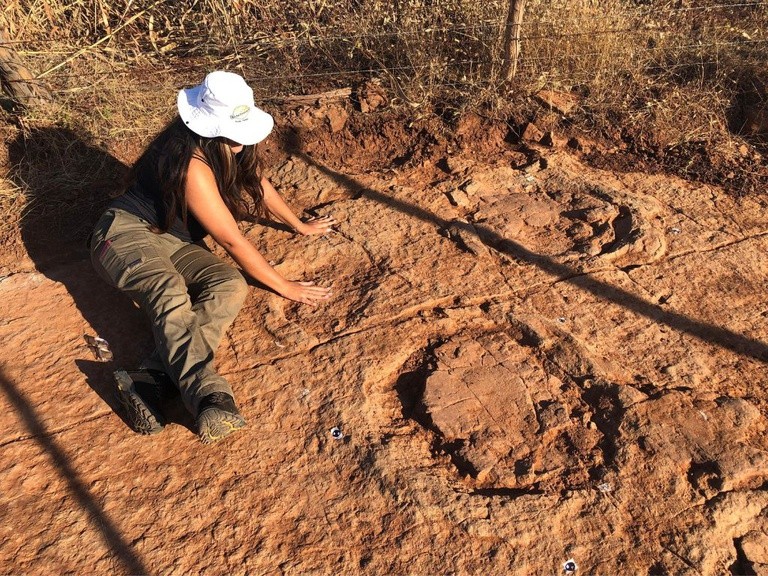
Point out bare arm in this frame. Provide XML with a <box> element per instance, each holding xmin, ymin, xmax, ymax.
<box><xmin>185</xmin><ymin>157</ymin><xmax>330</xmax><ymax>306</ymax></box>
<box><xmin>261</xmin><ymin>175</ymin><xmax>336</xmax><ymax>235</ymax></box>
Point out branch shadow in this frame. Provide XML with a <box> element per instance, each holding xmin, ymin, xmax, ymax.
<box><xmin>279</xmin><ymin>129</ymin><xmax>768</xmax><ymax>364</ymax></box>
<box><xmin>0</xmin><ymin>365</ymin><xmax>150</xmax><ymax>574</ymax></box>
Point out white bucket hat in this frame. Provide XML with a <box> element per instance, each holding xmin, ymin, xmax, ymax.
<box><xmin>177</xmin><ymin>71</ymin><xmax>274</xmax><ymax>146</ymax></box>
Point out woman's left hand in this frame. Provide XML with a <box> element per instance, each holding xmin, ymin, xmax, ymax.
<box><xmin>298</xmin><ymin>215</ymin><xmax>336</xmax><ymax>236</ymax></box>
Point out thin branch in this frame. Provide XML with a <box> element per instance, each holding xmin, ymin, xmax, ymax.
<box><xmin>36</xmin><ymin>0</ymin><xmax>168</xmax><ymax>79</ymax></box>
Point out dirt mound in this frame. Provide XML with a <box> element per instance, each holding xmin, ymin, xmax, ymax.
<box><xmin>1</xmin><ymin>113</ymin><xmax>768</xmax><ymax>575</ymax></box>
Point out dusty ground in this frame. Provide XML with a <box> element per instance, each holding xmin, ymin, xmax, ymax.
<box><xmin>0</xmin><ymin>107</ymin><xmax>767</xmax><ymax>575</ymax></box>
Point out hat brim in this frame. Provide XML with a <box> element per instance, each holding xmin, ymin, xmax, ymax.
<box><xmin>177</xmin><ymin>86</ymin><xmax>274</xmax><ymax>146</ymax></box>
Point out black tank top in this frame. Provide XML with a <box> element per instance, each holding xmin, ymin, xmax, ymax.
<box><xmin>110</xmin><ymin>154</ymin><xmax>207</xmax><ymax>243</ymax></box>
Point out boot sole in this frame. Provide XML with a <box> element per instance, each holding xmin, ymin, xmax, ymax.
<box><xmin>197</xmin><ymin>407</ymin><xmax>246</xmax><ymax>444</ymax></box>
<box><xmin>114</xmin><ymin>370</ymin><xmax>166</xmax><ymax>435</ymax></box>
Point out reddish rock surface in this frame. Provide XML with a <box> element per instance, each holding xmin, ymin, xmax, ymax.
<box><xmin>1</xmin><ymin>139</ymin><xmax>767</xmax><ymax>575</ymax></box>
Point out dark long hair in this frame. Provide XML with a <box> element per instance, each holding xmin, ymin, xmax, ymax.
<box><xmin>125</xmin><ymin>116</ymin><xmax>266</xmax><ymax>232</ymax></box>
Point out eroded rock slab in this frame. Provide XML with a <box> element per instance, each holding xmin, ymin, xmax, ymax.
<box><xmin>421</xmin><ymin>332</ymin><xmax>604</xmax><ymax>492</ymax></box>
<box><xmin>1</xmin><ymin>144</ymin><xmax>767</xmax><ymax>576</ymax></box>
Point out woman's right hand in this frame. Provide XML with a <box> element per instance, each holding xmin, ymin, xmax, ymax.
<box><xmin>186</xmin><ymin>157</ymin><xmax>333</xmax><ymax>306</ymax></box>
<box><xmin>280</xmin><ymin>280</ymin><xmax>332</xmax><ymax>306</ymax></box>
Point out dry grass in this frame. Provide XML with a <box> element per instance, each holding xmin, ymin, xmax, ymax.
<box><xmin>3</xmin><ymin>1</ymin><xmax>764</xmax><ymax>135</ymax></box>
<box><xmin>0</xmin><ymin>175</ymin><xmax>23</xmax><ymax>240</ymax></box>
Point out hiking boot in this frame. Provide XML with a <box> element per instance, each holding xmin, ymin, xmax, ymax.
<box><xmin>196</xmin><ymin>392</ymin><xmax>246</xmax><ymax>444</ymax></box>
<box><xmin>114</xmin><ymin>369</ymin><xmax>175</xmax><ymax>435</ymax></box>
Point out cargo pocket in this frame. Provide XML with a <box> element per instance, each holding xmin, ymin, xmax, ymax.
<box><xmin>91</xmin><ymin>211</ymin><xmax>162</xmax><ymax>289</ymax></box>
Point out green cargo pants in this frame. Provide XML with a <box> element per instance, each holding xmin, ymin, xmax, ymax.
<box><xmin>90</xmin><ymin>208</ymin><xmax>248</xmax><ymax>415</ymax></box>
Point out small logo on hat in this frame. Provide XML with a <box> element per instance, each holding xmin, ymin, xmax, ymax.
<box><xmin>231</xmin><ymin>105</ymin><xmax>250</xmax><ymax>122</ymax></box>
